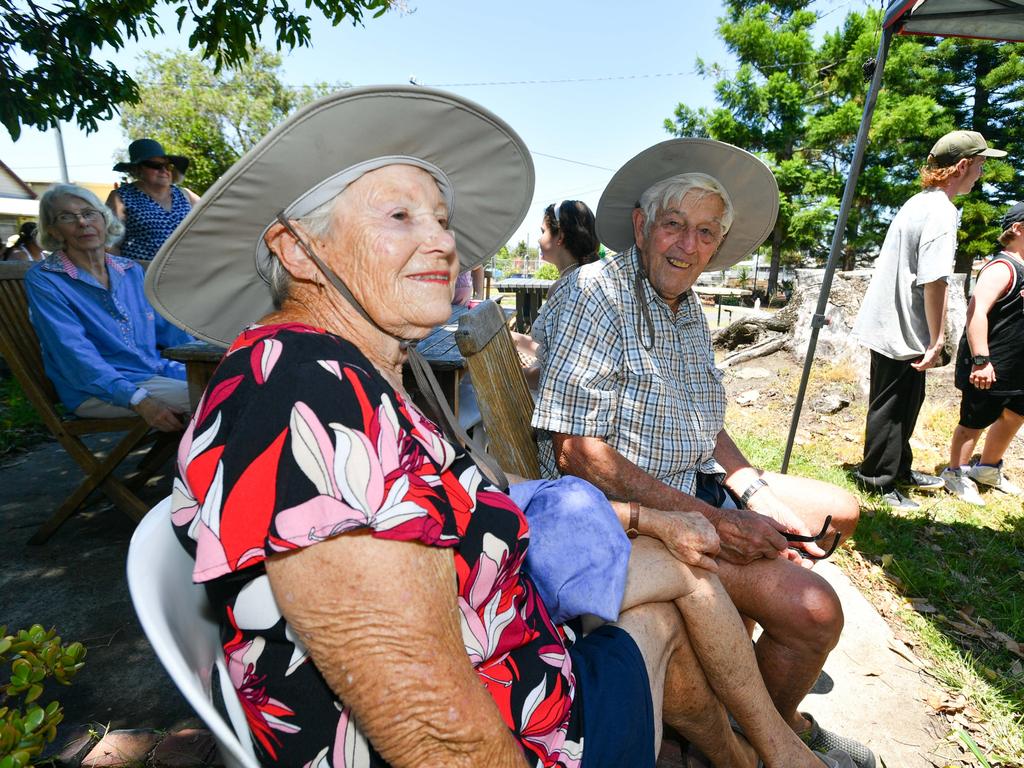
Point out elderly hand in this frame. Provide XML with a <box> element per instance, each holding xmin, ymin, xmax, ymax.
<box><xmin>645</xmin><ymin>507</ymin><xmax>720</xmax><ymax>572</ymax></box>
<box><xmin>743</xmin><ymin>487</ymin><xmax>826</xmax><ymax>566</ymax></box>
<box><xmin>134</xmin><ymin>396</ymin><xmax>186</xmax><ymax>432</ymax></box>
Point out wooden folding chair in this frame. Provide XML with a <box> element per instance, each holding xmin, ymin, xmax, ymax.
<box><xmin>455</xmin><ymin>300</ymin><xmax>541</xmax><ymax>479</ymax></box>
<box><xmin>0</xmin><ymin>262</ymin><xmax>167</xmax><ymax>544</ymax></box>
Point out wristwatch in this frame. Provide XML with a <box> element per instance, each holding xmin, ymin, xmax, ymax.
<box><xmin>971</xmin><ymin>354</ymin><xmax>991</xmax><ymax>366</ymax></box>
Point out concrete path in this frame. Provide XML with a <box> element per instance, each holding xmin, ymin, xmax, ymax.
<box><xmin>0</xmin><ymin>435</ymin><xmax>943</xmax><ymax>767</ymax></box>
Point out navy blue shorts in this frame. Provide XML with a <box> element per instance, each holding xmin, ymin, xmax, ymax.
<box><xmin>569</xmin><ymin>624</ymin><xmax>655</xmax><ymax>768</ymax></box>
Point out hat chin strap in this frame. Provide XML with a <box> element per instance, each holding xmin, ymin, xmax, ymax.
<box><xmin>634</xmin><ymin>248</ymin><xmax>656</xmax><ymax>352</ymax></box>
<box><xmin>274</xmin><ymin>213</ymin><xmax>509</xmax><ymax>492</ymax></box>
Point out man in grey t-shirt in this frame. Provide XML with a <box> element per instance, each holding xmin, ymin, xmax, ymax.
<box><xmin>851</xmin><ymin>130</ymin><xmax>1006</xmax><ymax>508</ymax></box>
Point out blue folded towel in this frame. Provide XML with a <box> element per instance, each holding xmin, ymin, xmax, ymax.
<box><xmin>509</xmin><ymin>477</ymin><xmax>630</xmax><ymax>625</ymax></box>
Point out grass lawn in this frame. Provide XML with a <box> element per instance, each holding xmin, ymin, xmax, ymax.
<box><xmin>726</xmin><ymin>362</ymin><xmax>1024</xmax><ymax>766</ymax></box>
<box><xmin>0</xmin><ymin>376</ymin><xmax>49</xmax><ymax>456</ymax></box>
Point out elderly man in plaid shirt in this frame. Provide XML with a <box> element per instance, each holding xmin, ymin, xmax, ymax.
<box><xmin>532</xmin><ymin>139</ymin><xmax>871</xmax><ymax>767</ymax></box>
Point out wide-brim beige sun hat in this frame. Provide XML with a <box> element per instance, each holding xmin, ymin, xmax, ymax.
<box><xmin>596</xmin><ymin>138</ymin><xmax>779</xmax><ymax>273</ymax></box>
<box><xmin>145</xmin><ymin>85</ymin><xmax>535</xmax><ymax>347</ymax></box>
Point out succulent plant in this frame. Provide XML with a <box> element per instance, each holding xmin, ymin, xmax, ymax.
<box><xmin>0</xmin><ymin>625</ymin><xmax>86</xmax><ymax>768</ymax></box>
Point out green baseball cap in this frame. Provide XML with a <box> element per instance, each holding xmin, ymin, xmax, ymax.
<box><xmin>928</xmin><ymin>130</ymin><xmax>1006</xmax><ymax>167</ymax></box>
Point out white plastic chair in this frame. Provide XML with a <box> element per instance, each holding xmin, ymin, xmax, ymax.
<box><xmin>127</xmin><ymin>497</ymin><xmax>260</xmax><ymax>768</ymax></box>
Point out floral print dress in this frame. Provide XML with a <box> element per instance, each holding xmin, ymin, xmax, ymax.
<box><xmin>172</xmin><ymin>323</ymin><xmax>584</xmax><ymax>768</ymax></box>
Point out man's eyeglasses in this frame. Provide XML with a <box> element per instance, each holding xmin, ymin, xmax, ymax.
<box><xmin>141</xmin><ymin>160</ymin><xmax>173</xmax><ymax>172</ymax></box>
<box><xmin>55</xmin><ymin>209</ymin><xmax>102</xmax><ymax>225</ymax></box>
<box><xmin>784</xmin><ymin>514</ymin><xmax>841</xmax><ymax>561</ymax></box>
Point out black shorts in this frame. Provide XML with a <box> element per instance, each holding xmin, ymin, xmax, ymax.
<box><xmin>569</xmin><ymin>625</ymin><xmax>655</xmax><ymax>768</ymax></box>
<box><xmin>959</xmin><ymin>388</ymin><xmax>1024</xmax><ymax>430</ymax></box>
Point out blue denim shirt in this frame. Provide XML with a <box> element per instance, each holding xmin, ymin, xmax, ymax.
<box><xmin>25</xmin><ymin>252</ymin><xmax>193</xmax><ymax>411</ymax></box>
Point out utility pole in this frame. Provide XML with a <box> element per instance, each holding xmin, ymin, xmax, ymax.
<box><xmin>54</xmin><ymin>121</ymin><xmax>70</xmax><ymax>182</ymax></box>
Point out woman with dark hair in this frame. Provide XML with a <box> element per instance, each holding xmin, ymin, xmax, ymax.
<box><xmin>3</xmin><ymin>221</ymin><xmax>43</xmax><ymax>261</ymax></box>
<box><xmin>517</xmin><ymin>200</ymin><xmax>600</xmax><ymax>387</ymax></box>
<box><xmin>539</xmin><ymin>199</ymin><xmax>600</xmax><ymax>274</ymax></box>
<box><xmin>106</xmin><ymin>138</ymin><xmax>201</xmax><ymax>261</ymax></box>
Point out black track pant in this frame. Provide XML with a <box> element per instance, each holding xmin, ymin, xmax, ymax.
<box><xmin>855</xmin><ymin>350</ymin><xmax>926</xmax><ymax>493</ymax></box>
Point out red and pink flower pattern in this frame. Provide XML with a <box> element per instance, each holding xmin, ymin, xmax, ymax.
<box><xmin>172</xmin><ymin>324</ymin><xmax>583</xmax><ymax>768</ymax></box>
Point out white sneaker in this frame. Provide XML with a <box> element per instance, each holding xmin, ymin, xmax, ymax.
<box><xmin>968</xmin><ymin>461</ymin><xmax>1022</xmax><ymax>495</ymax></box>
<box><xmin>941</xmin><ymin>466</ymin><xmax>986</xmax><ymax>506</ymax></box>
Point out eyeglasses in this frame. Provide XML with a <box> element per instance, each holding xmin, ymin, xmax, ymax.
<box><xmin>141</xmin><ymin>160</ymin><xmax>173</xmax><ymax>171</ymax></box>
<box><xmin>655</xmin><ymin>216</ymin><xmax>724</xmax><ymax>246</ymax></box>
<box><xmin>784</xmin><ymin>514</ymin><xmax>842</xmax><ymax>561</ymax></box>
<box><xmin>55</xmin><ymin>209</ymin><xmax>102</xmax><ymax>225</ymax></box>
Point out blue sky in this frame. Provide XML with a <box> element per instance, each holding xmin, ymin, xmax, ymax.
<box><xmin>1</xmin><ymin>0</ymin><xmax>863</xmax><ymax>247</ymax></box>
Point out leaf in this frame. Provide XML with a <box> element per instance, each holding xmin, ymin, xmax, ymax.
<box><xmin>954</xmin><ymin>728</ymin><xmax>993</xmax><ymax>768</ymax></box>
<box><xmin>881</xmin><ymin>553</ymin><xmax>893</xmax><ymax>568</ymax></box>
<box><xmin>23</xmin><ymin>707</ymin><xmax>44</xmax><ymax>733</ymax></box>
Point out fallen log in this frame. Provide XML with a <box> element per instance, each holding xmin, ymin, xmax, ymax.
<box><xmin>719</xmin><ymin>335</ymin><xmax>788</xmax><ymax>368</ymax></box>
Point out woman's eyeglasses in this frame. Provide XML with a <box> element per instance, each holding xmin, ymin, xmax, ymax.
<box><xmin>55</xmin><ymin>209</ymin><xmax>102</xmax><ymax>225</ymax></box>
<box><xmin>141</xmin><ymin>160</ymin><xmax>173</xmax><ymax>171</ymax></box>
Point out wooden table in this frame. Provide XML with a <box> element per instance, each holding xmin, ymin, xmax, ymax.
<box><xmin>163</xmin><ymin>304</ymin><xmax>473</xmax><ymax>416</ymax></box>
<box><xmin>693</xmin><ymin>285</ymin><xmax>752</xmax><ymax>325</ymax></box>
<box><xmin>494</xmin><ymin>278</ymin><xmax>554</xmax><ymax>332</ymax></box>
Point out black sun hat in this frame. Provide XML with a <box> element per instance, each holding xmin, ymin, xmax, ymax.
<box><xmin>113</xmin><ymin>139</ymin><xmax>190</xmax><ymax>175</ymax></box>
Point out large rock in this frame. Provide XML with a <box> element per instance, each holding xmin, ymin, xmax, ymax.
<box><xmin>788</xmin><ymin>268</ymin><xmax>968</xmax><ymax>393</ymax></box>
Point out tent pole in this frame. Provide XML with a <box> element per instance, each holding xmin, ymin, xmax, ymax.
<box><xmin>780</xmin><ymin>24</ymin><xmax>895</xmax><ymax>473</ymax></box>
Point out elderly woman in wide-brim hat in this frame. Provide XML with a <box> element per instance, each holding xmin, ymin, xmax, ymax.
<box><xmin>148</xmin><ymin>87</ymin><xmax>853</xmax><ymax>768</ymax></box>
<box><xmin>106</xmin><ymin>138</ymin><xmax>201</xmax><ymax>261</ymax></box>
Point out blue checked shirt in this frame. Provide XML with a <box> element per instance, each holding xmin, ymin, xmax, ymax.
<box><xmin>531</xmin><ymin>246</ymin><xmax>726</xmax><ymax>495</ymax></box>
<box><xmin>25</xmin><ymin>253</ymin><xmax>192</xmax><ymax>411</ymax></box>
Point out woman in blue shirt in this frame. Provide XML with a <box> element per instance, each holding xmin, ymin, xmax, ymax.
<box><xmin>25</xmin><ymin>183</ymin><xmax>193</xmax><ymax>432</ymax></box>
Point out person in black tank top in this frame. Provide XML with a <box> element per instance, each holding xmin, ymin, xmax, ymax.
<box><xmin>941</xmin><ymin>203</ymin><xmax>1024</xmax><ymax>504</ymax></box>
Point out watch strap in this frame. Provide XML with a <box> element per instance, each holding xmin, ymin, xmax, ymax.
<box><xmin>739</xmin><ymin>477</ymin><xmax>768</xmax><ymax>506</ymax></box>
<box><xmin>626</xmin><ymin>502</ymin><xmax>640</xmax><ymax>539</ymax></box>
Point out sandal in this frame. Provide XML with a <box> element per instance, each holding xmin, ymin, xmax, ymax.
<box><xmin>801</xmin><ymin>712</ymin><xmax>876</xmax><ymax>768</ymax></box>
<box><xmin>815</xmin><ymin>748</ymin><xmax>857</xmax><ymax>767</ymax></box>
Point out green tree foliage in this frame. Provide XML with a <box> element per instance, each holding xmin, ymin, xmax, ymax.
<box><xmin>929</xmin><ymin>38</ymin><xmax>1021</xmax><ymax>270</ymax></box>
<box><xmin>666</xmin><ymin>0</ymin><xmax>824</xmax><ymax>294</ymax></box>
<box><xmin>0</xmin><ymin>0</ymin><xmax>392</xmax><ymax>141</ymax></box>
<box><xmin>666</xmin><ymin>2</ymin><xmax>1022</xmax><ymax>281</ymax></box>
<box><xmin>534</xmin><ymin>262</ymin><xmax>559</xmax><ymax>280</ymax></box>
<box><xmin>118</xmin><ymin>48</ymin><xmax>336</xmax><ymax>194</ymax></box>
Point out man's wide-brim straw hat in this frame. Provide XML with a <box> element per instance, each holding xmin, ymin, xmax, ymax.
<box><xmin>145</xmin><ymin>85</ymin><xmax>535</xmax><ymax>346</ymax></box>
<box><xmin>596</xmin><ymin>138</ymin><xmax>779</xmax><ymax>273</ymax></box>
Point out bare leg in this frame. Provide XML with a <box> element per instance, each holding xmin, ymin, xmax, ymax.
<box><xmin>979</xmin><ymin>409</ymin><xmax>1024</xmax><ymax>465</ymax></box>
<box><xmin>624</xmin><ymin>537</ymin><xmax>836</xmax><ymax>767</ymax></box>
<box><xmin>949</xmin><ymin>424</ymin><xmax>984</xmax><ymax>467</ymax></box>
<box><xmin>718</xmin><ymin>556</ymin><xmax>843</xmax><ymax>734</ymax></box>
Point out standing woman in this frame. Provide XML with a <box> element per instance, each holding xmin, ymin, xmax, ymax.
<box><xmin>517</xmin><ymin>200</ymin><xmax>600</xmax><ymax>387</ymax></box>
<box><xmin>537</xmin><ymin>199</ymin><xmax>600</xmax><ymax>281</ymax></box>
<box><xmin>3</xmin><ymin>222</ymin><xmax>44</xmax><ymax>261</ymax></box>
<box><xmin>106</xmin><ymin>139</ymin><xmax>201</xmax><ymax>261</ymax></box>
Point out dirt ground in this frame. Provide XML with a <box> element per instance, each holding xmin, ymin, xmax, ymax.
<box><xmin>717</xmin><ymin>345</ymin><xmax>1024</xmax><ymax>479</ymax></box>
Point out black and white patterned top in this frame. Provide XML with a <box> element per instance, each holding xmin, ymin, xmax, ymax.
<box><xmin>116</xmin><ymin>184</ymin><xmax>192</xmax><ymax>261</ymax></box>
<box><xmin>531</xmin><ymin>245</ymin><xmax>726</xmax><ymax>495</ymax></box>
